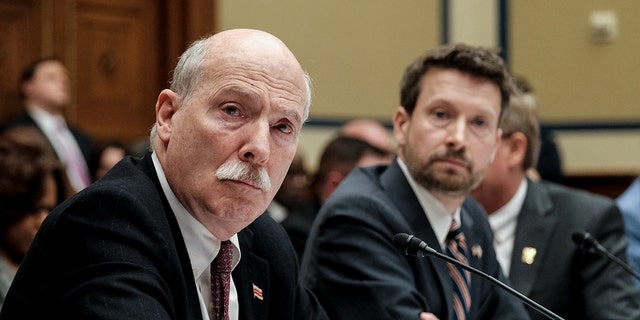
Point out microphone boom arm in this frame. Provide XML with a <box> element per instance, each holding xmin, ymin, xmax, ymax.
<box><xmin>572</xmin><ymin>231</ymin><xmax>640</xmax><ymax>281</ymax></box>
<box><xmin>596</xmin><ymin>247</ymin><xmax>640</xmax><ymax>280</ymax></box>
<box><xmin>422</xmin><ymin>245</ymin><xmax>564</xmax><ymax>320</ymax></box>
<box><xmin>394</xmin><ymin>233</ymin><xmax>564</xmax><ymax>320</ymax></box>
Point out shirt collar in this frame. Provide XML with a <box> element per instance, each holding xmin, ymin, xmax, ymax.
<box><xmin>488</xmin><ymin>178</ymin><xmax>527</xmax><ymax>242</ymax></box>
<box><xmin>151</xmin><ymin>152</ymin><xmax>241</xmax><ymax>280</ymax></box>
<box><xmin>397</xmin><ymin>158</ymin><xmax>462</xmax><ymax>250</ymax></box>
<box><xmin>27</xmin><ymin>106</ymin><xmax>64</xmax><ymax>134</ymax></box>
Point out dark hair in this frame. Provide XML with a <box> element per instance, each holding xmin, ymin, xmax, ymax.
<box><xmin>0</xmin><ymin>127</ymin><xmax>72</xmax><ymax>233</ymax></box>
<box><xmin>512</xmin><ymin>74</ymin><xmax>534</xmax><ymax>94</ymax></box>
<box><xmin>20</xmin><ymin>57</ymin><xmax>63</xmax><ymax>84</ymax></box>
<box><xmin>312</xmin><ymin>136</ymin><xmax>390</xmax><ymax>190</ymax></box>
<box><xmin>19</xmin><ymin>57</ymin><xmax>63</xmax><ymax>98</ymax></box>
<box><xmin>400</xmin><ymin>43</ymin><xmax>514</xmax><ymax>119</ymax></box>
<box><xmin>88</xmin><ymin>139</ymin><xmax>127</xmax><ymax>181</ymax></box>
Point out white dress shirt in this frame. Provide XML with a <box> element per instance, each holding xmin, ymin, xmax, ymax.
<box><xmin>28</xmin><ymin>107</ymin><xmax>90</xmax><ymax>191</ymax></box>
<box><xmin>487</xmin><ymin>178</ymin><xmax>528</xmax><ymax>276</ymax></box>
<box><xmin>152</xmin><ymin>153</ymin><xmax>241</xmax><ymax>320</ymax></box>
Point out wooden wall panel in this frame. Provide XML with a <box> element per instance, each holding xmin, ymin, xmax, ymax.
<box><xmin>0</xmin><ymin>0</ymin><xmax>41</xmax><ymax>122</ymax></box>
<box><xmin>73</xmin><ymin>0</ymin><xmax>160</xmax><ymax>143</ymax></box>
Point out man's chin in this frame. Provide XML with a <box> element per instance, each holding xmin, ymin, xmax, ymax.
<box><xmin>424</xmin><ymin>174</ymin><xmax>473</xmax><ymax>195</ymax></box>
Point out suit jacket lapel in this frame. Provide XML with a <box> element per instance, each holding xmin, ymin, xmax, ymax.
<box><xmin>137</xmin><ymin>154</ymin><xmax>204</xmax><ymax>319</ymax></box>
<box><xmin>460</xmin><ymin>201</ymin><xmax>488</xmax><ymax>318</ymax></box>
<box><xmin>509</xmin><ymin>180</ymin><xmax>557</xmax><ymax>295</ymax></box>
<box><xmin>460</xmin><ymin>204</ymin><xmax>479</xmax><ymax>267</ymax></box>
<box><xmin>234</xmin><ymin>226</ymin><xmax>269</xmax><ymax>320</ymax></box>
<box><xmin>380</xmin><ymin>160</ymin><xmax>453</xmax><ymax>313</ymax></box>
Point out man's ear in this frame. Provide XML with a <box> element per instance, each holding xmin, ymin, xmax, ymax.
<box><xmin>155</xmin><ymin>89</ymin><xmax>180</xmax><ymax>142</ymax></box>
<box><xmin>320</xmin><ymin>171</ymin><xmax>345</xmax><ymax>203</ymax></box>
<box><xmin>507</xmin><ymin>132</ymin><xmax>527</xmax><ymax>168</ymax></box>
<box><xmin>21</xmin><ymin>81</ymin><xmax>34</xmax><ymax>98</ymax></box>
<box><xmin>393</xmin><ymin>106</ymin><xmax>409</xmax><ymax>146</ymax></box>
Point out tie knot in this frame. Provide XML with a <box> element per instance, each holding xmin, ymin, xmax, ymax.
<box><xmin>212</xmin><ymin>240</ymin><xmax>233</xmax><ymax>273</ymax></box>
<box><xmin>447</xmin><ymin>220</ymin><xmax>463</xmax><ymax>242</ymax></box>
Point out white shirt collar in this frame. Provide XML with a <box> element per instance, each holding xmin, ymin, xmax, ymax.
<box><xmin>487</xmin><ymin>178</ymin><xmax>528</xmax><ymax>275</ymax></box>
<box><xmin>27</xmin><ymin>106</ymin><xmax>63</xmax><ymax>136</ymax></box>
<box><xmin>28</xmin><ymin>107</ymin><xmax>91</xmax><ymax>191</ymax></box>
<box><xmin>151</xmin><ymin>152</ymin><xmax>240</xmax><ymax>320</ymax></box>
<box><xmin>397</xmin><ymin>159</ymin><xmax>462</xmax><ymax>251</ymax></box>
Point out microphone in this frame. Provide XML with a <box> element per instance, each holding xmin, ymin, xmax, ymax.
<box><xmin>393</xmin><ymin>233</ymin><xmax>564</xmax><ymax>320</ymax></box>
<box><xmin>571</xmin><ymin>231</ymin><xmax>640</xmax><ymax>280</ymax></box>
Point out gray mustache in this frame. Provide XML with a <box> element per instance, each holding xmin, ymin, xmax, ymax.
<box><xmin>215</xmin><ymin>160</ymin><xmax>272</xmax><ymax>191</ymax></box>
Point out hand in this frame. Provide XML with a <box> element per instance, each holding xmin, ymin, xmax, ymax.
<box><xmin>420</xmin><ymin>312</ymin><xmax>440</xmax><ymax>320</ymax></box>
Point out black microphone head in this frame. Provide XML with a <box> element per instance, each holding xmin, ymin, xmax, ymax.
<box><xmin>393</xmin><ymin>233</ymin><xmax>413</xmax><ymax>252</ymax></box>
<box><xmin>571</xmin><ymin>231</ymin><xmax>587</xmax><ymax>245</ymax></box>
<box><xmin>393</xmin><ymin>233</ymin><xmax>427</xmax><ymax>257</ymax></box>
<box><xmin>572</xmin><ymin>231</ymin><xmax>599</xmax><ymax>253</ymax></box>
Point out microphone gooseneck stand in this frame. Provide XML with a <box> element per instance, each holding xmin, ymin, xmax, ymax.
<box><xmin>393</xmin><ymin>233</ymin><xmax>564</xmax><ymax>320</ymax></box>
<box><xmin>572</xmin><ymin>231</ymin><xmax>640</xmax><ymax>281</ymax></box>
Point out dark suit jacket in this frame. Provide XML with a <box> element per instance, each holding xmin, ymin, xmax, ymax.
<box><xmin>508</xmin><ymin>180</ymin><xmax>640</xmax><ymax>320</ymax></box>
<box><xmin>0</xmin><ymin>154</ymin><xmax>327</xmax><ymax>320</ymax></box>
<box><xmin>300</xmin><ymin>160</ymin><xmax>529</xmax><ymax>320</ymax></box>
<box><xmin>1</xmin><ymin>113</ymin><xmax>94</xmax><ymax>165</ymax></box>
<box><xmin>280</xmin><ymin>199</ymin><xmax>321</xmax><ymax>260</ymax></box>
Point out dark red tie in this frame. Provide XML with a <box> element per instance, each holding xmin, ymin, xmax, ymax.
<box><xmin>211</xmin><ymin>240</ymin><xmax>233</xmax><ymax>320</ymax></box>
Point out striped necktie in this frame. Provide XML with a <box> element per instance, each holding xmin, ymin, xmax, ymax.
<box><xmin>446</xmin><ymin>220</ymin><xmax>471</xmax><ymax>320</ymax></box>
<box><xmin>211</xmin><ymin>240</ymin><xmax>233</xmax><ymax>320</ymax></box>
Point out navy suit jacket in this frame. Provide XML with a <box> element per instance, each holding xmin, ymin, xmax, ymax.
<box><xmin>0</xmin><ymin>154</ymin><xmax>327</xmax><ymax>319</ymax></box>
<box><xmin>508</xmin><ymin>180</ymin><xmax>640</xmax><ymax>320</ymax></box>
<box><xmin>300</xmin><ymin>160</ymin><xmax>529</xmax><ymax>320</ymax></box>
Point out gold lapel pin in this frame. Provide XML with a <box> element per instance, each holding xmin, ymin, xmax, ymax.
<box><xmin>521</xmin><ymin>247</ymin><xmax>537</xmax><ymax>265</ymax></box>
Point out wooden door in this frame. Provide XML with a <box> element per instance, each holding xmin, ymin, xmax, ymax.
<box><xmin>72</xmin><ymin>0</ymin><xmax>161</xmax><ymax>143</ymax></box>
<box><xmin>0</xmin><ymin>0</ymin><xmax>216</xmax><ymax>145</ymax></box>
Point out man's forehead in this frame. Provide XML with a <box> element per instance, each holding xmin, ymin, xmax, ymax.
<box><xmin>35</xmin><ymin>62</ymin><xmax>66</xmax><ymax>76</ymax></box>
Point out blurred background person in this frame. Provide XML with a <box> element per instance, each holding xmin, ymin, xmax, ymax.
<box><xmin>0</xmin><ymin>126</ymin><xmax>73</xmax><ymax>307</ymax></box>
<box><xmin>281</xmin><ymin>136</ymin><xmax>392</xmax><ymax>259</ymax></box>
<box><xmin>1</xmin><ymin>58</ymin><xmax>95</xmax><ymax>193</ymax></box>
<box><xmin>470</xmin><ymin>92</ymin><xmax>640</xmax><ymax>319</ymax></box>
<box><xmin>618</xmin><ymin>176</ymin><xmax>640</xmax><ymax>287</ymax></box>
<box><xmin>267</xmin><ymin>118</ymin><xmax>394</xmax><ymax>230</ymax></box>
<box><xmin>89</xmin><ymin>140</ymin><xmax>127</xmax><ymax>182</ymax></box>
<box><xmin>339</xmin><ymin>117</ymin><xmax>395</xmax><ymax>156</ymax></box>
<box><xmin>512</xmin><ymin>76</ymin><xmax>564</xmax><ymax>184</ymax></box>
<box><xmin>127</xmin><ymin>137</ymin><xmax>152</xmax><ymax>159</ymax></box>
<box><xmin>310</xmin><ymin>136</ymin><xmax>392</xmax><ymax>205</ymax></box>
<box><xmin>267</xmin><ymin>149</ymin><xmax>313</xmax><ymax>223</ymax></box>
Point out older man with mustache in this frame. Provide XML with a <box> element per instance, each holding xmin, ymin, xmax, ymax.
<box><xmin>1</xmin><ymin>29</ymin><xmax>328</xmax><ymax>320</ymax></box>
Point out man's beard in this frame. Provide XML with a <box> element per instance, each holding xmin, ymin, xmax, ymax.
<box><xmin>215</xmin><ymin>160</ymin><xmax>272</xmax><ymax>192</ymax></box>
<box><xmin>405</xmin><ymin>148</ymin><xmax>483</xmax><ymax>197</ymax></box>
